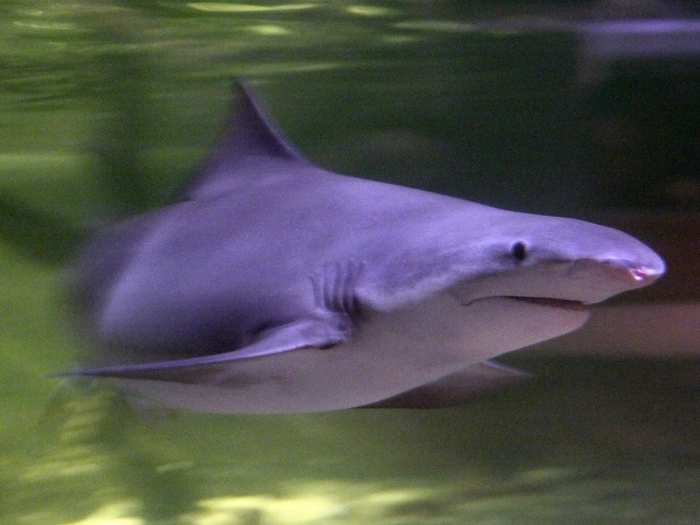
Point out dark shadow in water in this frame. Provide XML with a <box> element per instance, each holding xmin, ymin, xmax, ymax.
<box><xmin>0</xmin><ymin>193</ymin><xmax>83</xmax><ymax>265</ymax></box>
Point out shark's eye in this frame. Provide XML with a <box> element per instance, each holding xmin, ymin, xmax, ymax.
<box><xmin>511</xmin><ymin>241</ymin><xmax>528</xmax><ymax>262</ymax></box>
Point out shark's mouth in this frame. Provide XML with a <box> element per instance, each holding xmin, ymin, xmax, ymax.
<box><xmin>509</xmin><ymin>297</ymin><xmax>587</xmax><ymax>311</ymax></box>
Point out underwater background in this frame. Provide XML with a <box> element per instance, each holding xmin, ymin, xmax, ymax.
<box><xmin>1</xmin><ymin>1</ymin><xmax>699</xmax><ymax>524</ymax></box>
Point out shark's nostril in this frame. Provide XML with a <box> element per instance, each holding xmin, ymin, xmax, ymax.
<box><xmin>595</xmin><ymin>259</ymin><xmax>664</xmax><ymax>287</ymax></box>
<box><xmin>630</xmin><ymin>267</ymin><xmax>650</xmax><ymax>282</ymax></box>
<box><xmin>629</xmin><ymin>265</ymin><xmax>663</xmax><ymax>283</ymax></box>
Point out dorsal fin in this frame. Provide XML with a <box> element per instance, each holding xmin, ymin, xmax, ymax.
<box><xmin>185</xmin><ymin>80</ymin><xmax>307</xmax><ymax>199</ymax></box>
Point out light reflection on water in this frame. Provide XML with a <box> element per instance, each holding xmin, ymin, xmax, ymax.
<box><xmin>1</xmin><ymin>1</ymin><xmax>699</xmax><ymax>524</ymax></box>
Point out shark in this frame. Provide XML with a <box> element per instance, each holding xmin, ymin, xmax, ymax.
<box><xmin>68</xmin><ymin>82</ymin><xmax>665</xmax><ymax>414</ymax></box>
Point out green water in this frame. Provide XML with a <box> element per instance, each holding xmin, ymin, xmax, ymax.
<box><xmin>1</xmin><ymin>2</ymin><xmax>699</xmax><ymax>524</ymax></box>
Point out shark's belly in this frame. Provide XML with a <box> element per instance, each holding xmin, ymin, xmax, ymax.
<box><xmin>109</xmin><ymin>337</ymin><xmax>460</xmax><ymax>414</ymax></box>
<box><xmin>108</xmin><ymin>295</ymin><xmax>589</xmax><ymax>414</ymax></box>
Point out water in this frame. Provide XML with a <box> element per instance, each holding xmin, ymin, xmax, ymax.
<box><xmin>1</xmin><ymin>2</ymin><xmax>699</xmax><ymax>524</ymax></box>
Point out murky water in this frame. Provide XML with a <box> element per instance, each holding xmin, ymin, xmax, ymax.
<box><xmin>1</xmin><ymin>2</ymin><xmax>699</xmax><ymax>524</ymax></box>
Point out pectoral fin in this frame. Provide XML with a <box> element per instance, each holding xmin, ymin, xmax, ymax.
<box><xmin>63</xmin><ymin>318</ymin><xmax>347</xmax><ymax>381</ymax></box>
<box><xmin>363</xmin><ymin>361</ymin><xmax>531</xmax><ymax>409</ymax></box>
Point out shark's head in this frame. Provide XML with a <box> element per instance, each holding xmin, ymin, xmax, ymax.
<box><xmin>452</xmin><ymin>209</ymin><xmax>666</xmax><ymax>307</ymax></box>
<box><xmin>361</xmin><ymin>202</ymin><xmax>665</xmax><ymax>361</ymax></box>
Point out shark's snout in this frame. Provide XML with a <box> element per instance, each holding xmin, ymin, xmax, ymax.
<box><xmin>598</xmin><ymin>258</ymin><xmax>665</xmax><ymax>287</ymax></box>
<box><xmin>557</xmin><ymin>219</ymin><xmax>666</xmax><ymax>301</ymax></box>
<box><xmin>566</xmin><ymin>251</ymin><xmax>665</xmax><ymax>305</ymax></box>
<box><xmin>606</xmin><ymin>233</ymin><xmax>666</xmax><ymax>283</ymax></box>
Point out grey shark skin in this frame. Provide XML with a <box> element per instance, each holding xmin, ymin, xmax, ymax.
<box><xmin>70</xmin><ymin>82</ymin><xmax>665</xmax><ymax>414</ymax></box>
